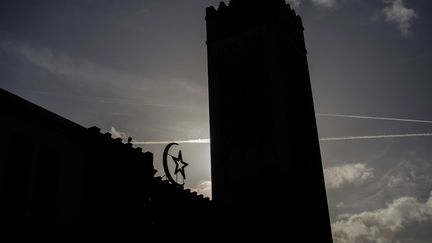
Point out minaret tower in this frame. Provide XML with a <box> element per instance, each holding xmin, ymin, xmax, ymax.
<box><xmin>206</xmin><ymin>0</ymin><xmax>333</xmax><ymax>241</ymax></box>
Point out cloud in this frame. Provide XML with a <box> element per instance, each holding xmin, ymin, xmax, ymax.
<box><xmin>0</xmin><ymin>39</ymin><xmax>208</xmax><ymax>110</ymax></box>
<box><xmin>286</xmin><ymin>0</ymin><xmax>302</xmax><ymax>8</ymax></box>
<box><xmin>383</xmin><ymin>0</ymin><xmax>417</xmax><ymax>36</ymax></box>
<box><xmin>324</xmin><ymin>163</ymin><xmax>375</xmax><ymax>189</ymax></box>
<box><xmin>387</xmin><ymin>175</ymin><xmax>409</xmax><ymax>188</ymax></box>
<box><xmin>337</xmin><ymin>202</ymin><xmax>346</xmax><ymax>208</ymax></box>
<box><xmin>0</xmin><ymin>40</ymin><xmax>135</xmax><ymax>85</ymax></box>
<box><xmin>286</xmin><ymin>0</ymin><xmax>337</xmax><ymax>8</ymax></box>
<box><xmin>332</xmin><ymin>192</ymin><xmax>432</xmax><ymax>243</ymax></box>
<box><xmin>311</xmin><ymin>0</ymin><xmax>337</xmax><ymax>8</ymax></box>
<box><xmin>190</xmin><ymin>180</ymin><xmax>212</xmax><ymax>199</ymax></box>
<box><xmin>109</xmin><ymin>127</ymin><xmax>130</xmax><ymax>142</ymax></box>
<box><xmin>384</xmin><ymin>162</ymin><xmax>432</xmax><ymax>189</ymax></box>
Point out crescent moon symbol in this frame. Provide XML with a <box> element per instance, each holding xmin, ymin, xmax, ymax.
<box><xmin>163</xmin><ymin>142</ymin><xmax>182</xmax><ymax>185</ymax></box>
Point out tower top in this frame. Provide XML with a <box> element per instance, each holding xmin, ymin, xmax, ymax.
<box><xmin>207</xmin><ymin>0</ymin><xmax>294</xmax><ymax>16</ymax></box>
<box><xmin>228</xmin><ymin>0</ymin><xmax>287</xmax><ymax>7</ymax></box>
<box><xmin>206</xmin><ymin>0</ymin><xmax>302</xmax><ymax>42</ymax></box>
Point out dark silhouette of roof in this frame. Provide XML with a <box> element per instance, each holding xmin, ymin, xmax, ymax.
<box><xmin>0</xmin><ymin>88</ymin><xmax>211</xmax><ymax>239</ymax></box>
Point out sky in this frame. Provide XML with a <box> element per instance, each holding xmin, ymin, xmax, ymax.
<box><xmin>1</xmin><ymin>0</ymin><xmax>432</xmax><ymax>242</ymax></box>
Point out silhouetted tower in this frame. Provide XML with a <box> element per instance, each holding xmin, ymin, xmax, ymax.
<box><xmin>206</xmin><ymin>0</ymin><xmax>333</xmax><ymax>241</ymax></box>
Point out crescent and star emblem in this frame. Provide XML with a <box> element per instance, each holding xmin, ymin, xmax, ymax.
<box><xmin>163</xmin><ymin>143</ymin><xmax>189</xmax><ymax>186</ymax></box>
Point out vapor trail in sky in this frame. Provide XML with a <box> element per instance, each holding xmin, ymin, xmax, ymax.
<box><xmin>317</xmin><ymin>113</ymin><xmax>432</xmax><ymax>124</ymax></box>
<box><xmin>132</xmin><ymin>139</ymin><xmax>210</xmax><ymax>145</ymax></box>
<box><xmin>133</xmin><ymin>133</ymin><xmax>432</xmax><ymax>144</ymax></box>
<box><xmin>132</xmin><ymin>114</ymin><xmax>432</xmax><ymax>144</ymax></box>
<box><xmin>319</xmin><ymin>133</ymin><xmax>432</xmax><ymax>141</ymax></box>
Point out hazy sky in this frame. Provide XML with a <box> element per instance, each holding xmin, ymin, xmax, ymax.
<box><xmin>1</xmin><ymin>0</ymin><xmax>432</xmax><ymax>242</ymax></box>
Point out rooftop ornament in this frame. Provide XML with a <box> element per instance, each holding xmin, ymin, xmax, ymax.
<box><xmin>163</xmin><ymin>143</ymin><xmax>189</xmax><ymax>186</ymax></box>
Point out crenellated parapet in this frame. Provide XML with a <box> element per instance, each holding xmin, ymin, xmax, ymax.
<box><xmin>206</xmin><ymin>0</ymin><xmax>303</xmax><ymax>42</ymax></box>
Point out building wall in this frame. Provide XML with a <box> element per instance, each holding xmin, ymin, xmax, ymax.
<box><xmin>0</xmin><ymin>89</ymin><xmax>88</xmax><ymax>225</ymax></box>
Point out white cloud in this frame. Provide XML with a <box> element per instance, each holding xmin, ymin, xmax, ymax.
<box><xmin>191</xmin><ymin>180</ymin><xmax>212</xmax><ymax>199</ymax></box>
<box><xmin>383</xmin><ymin>161</ymin><xmax>432</xmax><ymax>189</ymax></box>
<box><xmin>311</xmin><ymin>0</ymin><xmax>337</xmax><ymax>8</ymax></box>
<box><xmin>286</xmin><ymin>0</ymin><xmax>302</xmax><ymax>8</ymax></box>
<box><xmin>324</xmin><ymin>163</ymin><xmax>375</xmax><ymax>189</ymax></box>
<box><xmin>387</xmin><ymin>175</ymin><xmax>407</xmax><ymax>188</ymax></box>
<box><xmin>332</xmin><ymin>192</ymin><xmax>432</xmax><ymax>243</ymax></box>
<box><xmin>383</xmin><ymin>0</ymin><xmax>417</xmax><ymax>36</ymax></box>
<box><xmin>0</xmin><ymin>39</ymin><xmax>207</xmax><ymax>110</ymax></box>
<box><xmin>286</xmin><ymin>0</ymin><xmax>337</xmax><ymax>9</ymax></box>
<box><xmin>0</xmin><ymin>40</ymin><xmax>137</xmax><ymax>85</ymax></box>
<box><xmin>109</xmin><ymin>126</ymin><xmax>129</xmax><ymax>142</ymax></box>
<box><xmin>337</xmin><ymin>202</ymin><xmax>346</xmax><ymax>208</ymax></box>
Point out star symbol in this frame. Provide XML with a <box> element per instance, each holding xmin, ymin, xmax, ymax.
<box><xmin>169</xmin><ymin>150</ymin><xmax>188</xmax><ymax>180</ymax></box>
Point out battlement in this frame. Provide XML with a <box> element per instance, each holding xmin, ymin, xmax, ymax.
<box><xmin>206</xmin><ymin>0</ymin><xmax>289</xmax><ymax>15</ymax></box>
<box><xmin>206</xmin><ymin>0</ymin><xmax>302</xmax><ymax>42</ymax></box>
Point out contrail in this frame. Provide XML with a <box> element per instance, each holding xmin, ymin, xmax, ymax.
<box><xmin>317</xmin><ymin>113</ymin><xmax>432</xmax><ymax>124</ymax></box>
<box><xmin>133</xmin><ymin>132</ymin><xmax>432</xmax><ymax>144</ymax></box>
<box><xmin>131</xmin><ymin>112</ymin><xmax>432</xmax><ymax>144</ymax></box>
<box><xmin>319</xmin><ymin>133</ymin><xmax>432</xmax><ymax>141</ymax></box>
<box><xmin>132</xmin><ymin>139</ymin><xmax>210</xmax><ymax>145</ymax></box>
